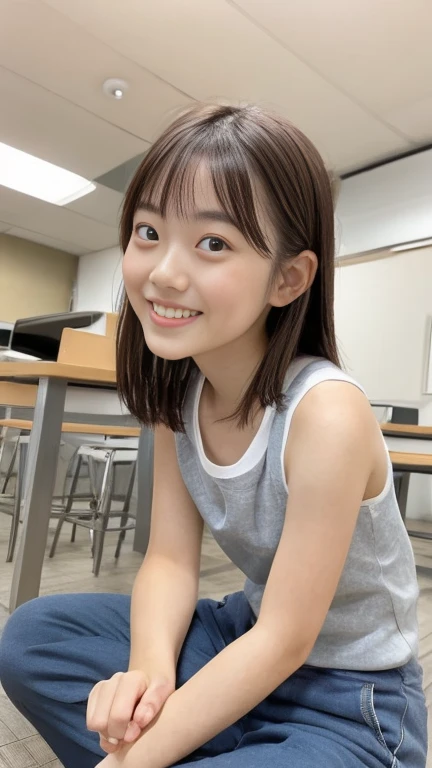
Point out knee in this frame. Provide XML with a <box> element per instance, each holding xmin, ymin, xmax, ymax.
<box><xmin>0</xmin><ymin>595</ymin><xmax>62</xmax><ymax>697</ymax></box>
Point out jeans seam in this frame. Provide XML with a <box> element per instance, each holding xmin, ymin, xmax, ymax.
<box><xmin>361</xmin><ymin>683</ymin><xmax>388</xmax><ymax>751</ymax></box>
<box><xmin>393</xmin><ymin>671</ymin><xmax>408</xmax><ymax>760</ymax></box>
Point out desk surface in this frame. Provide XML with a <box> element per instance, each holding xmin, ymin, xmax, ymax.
<box><xmin>381</xmin><ymin>422</ymin><xmax>432</xmax><ymax>438</ymax></box>
<box><xmin>0</xmin><ymin>417</ymin><xmax>140</xmax><ymax>437</ymax></box>
<box><xmin>389</xmin><ymin>451</ymin><xmax>432</xmax><ymax>471</ymax></box>
<box><xmin>0</xmin><ymin>361</ymin><xmax>116</xmax><ymax>385</ymax></box>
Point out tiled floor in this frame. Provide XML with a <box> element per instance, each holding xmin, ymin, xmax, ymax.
<box><xmin>0</xmin><ymin>512</ymin><xmax>430</xmax><ymax>766</ymax></box>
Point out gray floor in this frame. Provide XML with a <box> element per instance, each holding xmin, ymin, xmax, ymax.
<box><xmin>0</xmin><ymin>512</ymin><xmax>430</xmax><ymax>767</ymax></box>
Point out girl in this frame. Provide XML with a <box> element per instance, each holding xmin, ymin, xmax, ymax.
<box><xmin>0</xmin><ymin>103</ymin><xmax>427</xmax><ymax>768</ymax></box>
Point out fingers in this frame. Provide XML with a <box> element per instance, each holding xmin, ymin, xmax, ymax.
<box><xmin>99</xmin><ymin>734</ymin><xmax>121</xmax><ymax>754</ymax></box>
<box><xmin>123</xmin><ymin>721</ymin><xmax>141</xmax><ymax>743</ymax></box>
<box><xmin>105</xmin><ymin>673</ymin><xmax>148</xmax><ymax>741</ymax></box>
<box><xmin>86</xmin><ymin>672</ymin><xmax>175</xmax><ymax>752</ymax></box>
<box><xmin>87</xmin><ymin>672</ymin><xmax>148</xmax><ymax>744</ymax></box>
<box><xmin>87</xmin><ymin>675</ymin><xmax>124</xmax><ymax>753</ymax></box>
<box><xmin>87</xmin><ymin>674</ymin><xmax>123</xmax><ymax>736</ymax></box>
<box><xmin>131</xmin><ymin>678</ymin><xmax>174</xmax><ymax>733</ymax></box>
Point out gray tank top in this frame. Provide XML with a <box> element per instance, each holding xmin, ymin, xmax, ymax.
<box><xmin>175</xmin><ymin>356</ymin><xmax>419</xmax><ymax>670</ymax></box>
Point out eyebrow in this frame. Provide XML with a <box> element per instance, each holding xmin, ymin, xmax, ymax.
<box><xmin>135</xmin><ymin>201</ymin><xmax>237</xmax><ymax>228</ymax></box>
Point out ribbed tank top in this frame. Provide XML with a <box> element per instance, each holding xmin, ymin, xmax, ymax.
<box><xmin>175</xmin><ymin>356</ymin><xmax>419</xmax><ymax>670</ymax></box>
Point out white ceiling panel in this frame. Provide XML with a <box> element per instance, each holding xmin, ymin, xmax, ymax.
<box><xmin>0</xmin><ymin>0</ymin><xmax>426</xmax><ymax>257</ymax></box>
<box><xmin>42</xmin><ymin>0</ymin><xmax>410</xmax><ymax>172</ymax></box>
<box><xmin>41</xmin><ymin>0</ymin><xmax>133</xmax><ymax>42</ymax></box>
<box><xmin>383</xmin><ymin>95</ymin><xmax>432</xmax><ymax>143</ymax></box>
<box><xmin>5</xmin><ymin>227</ymin><xmax>87</xmax><ymax>256</ymax></box>
<box><xmin>0</xmin><ymin>67</ymin><xmax>149</xmax><ymax>179</ymax></box>
<box><xmin>0</xmin><ymin>0</ymin><xmax>192</xmax><ymax>143</ymax></box>
<box><xmin>66</xmin><ymin>184</ymin><xmax>124</xmax><ymax>228</ymax></box>
<box><xmin>231</xmin><ymin>0</ymin><xmax>432</xmax><ymax>120</ymax></box>
<box><xmin>0</xmin><ymin>187</ymin><xmax>119</xmax><ymax>252</ymax></box>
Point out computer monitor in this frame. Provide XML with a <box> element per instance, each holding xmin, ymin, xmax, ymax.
<box><xmin>9</xmin><ymin>311</ymin><xmax>104</xmax><ymax>361</ymax></box>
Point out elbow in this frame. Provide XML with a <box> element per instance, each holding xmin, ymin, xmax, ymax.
<box><xmin>252</xmin><ymin>622</ymin><xmax>313</xmax><ymax>680</ymax></box>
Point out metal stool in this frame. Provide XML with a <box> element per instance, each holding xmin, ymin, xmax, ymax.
<box><xmin>0</xmin><ymin>426</ymin><xmax>21</xmax><ymax>499</ymax></box>
<box><xmin>1</xmin><ymin>418</ymin><xmax>140</xmax><ymax>565</ymax></box>
<box><xmin>1</xmin><ymin>432</ymin><xmax>81</xmax><ymax>563</ymax></box>
<box><xmin>49</xmin><ymin>442</ymin><xmax>137</xmax><ymax>576</ymax></box>
<box><xmin>0</xmin><ymin>427</ymin><xmax>30</xmax><ymax>562</ymax></box>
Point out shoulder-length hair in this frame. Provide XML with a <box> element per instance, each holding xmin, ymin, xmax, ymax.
<box><xmin>117</xmin><ymin>102</ymin><xmax>339</xmax><ymax>431</ymax></box>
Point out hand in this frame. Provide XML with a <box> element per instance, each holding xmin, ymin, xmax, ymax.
<box><xmin>87</xmin><ymin>669</ymin><xmax>175</xmax><ymax>754</ymax></box>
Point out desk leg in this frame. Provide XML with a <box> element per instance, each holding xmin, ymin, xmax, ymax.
<box><xmin>397</xmin><ymin>472</ymin><xmax>411</xmax><ymax>523</ymax></box>
<box><xmin>9</xmin><ymin>378</ymin><xmax>67</xmax><ymax>612</ymax></box>
<box><xmin>133</xmin><ymin>428</ymin><xmax>154</xmax><ymax>555</ymax></box>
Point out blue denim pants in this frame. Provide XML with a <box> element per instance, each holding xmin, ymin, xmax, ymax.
<box><xmin>0</xmin><ymin>591</ymin><xmax>427</xmax><ymax>768</ymax></box>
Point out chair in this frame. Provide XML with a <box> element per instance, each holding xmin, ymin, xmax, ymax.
<box><xmin>0</xmin><ymin>418</ymin><xmax>140</xmax><ymax>568</ymax></box>
<box><xmin>49</xmin><ymin>442</ymin><xmax>137</xmax><ymax>576</ymax></box>
<box><xmin>0</xmin><ymin>424</ymin><xmax>31</xmax><ymax>561</ymax></box>
<box><xmin>389</xmin><ymin>407</ymin><xmax>419</xmax><ymax>426</ymax></box>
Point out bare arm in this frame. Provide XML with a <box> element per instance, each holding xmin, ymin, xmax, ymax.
<box><xmin>100</xmin><ymin>382</ymin><xmax>379</xmax><ymax>768</ymax></box>
<box><xmin>87</xmin><ymin>425</ymin><xmax>204</xmax><ymax>749</ymax></box>
<box><xmin>129</xmin><ymin>425</ymin><xmax>204</xmax><ymax>677</ymax></box>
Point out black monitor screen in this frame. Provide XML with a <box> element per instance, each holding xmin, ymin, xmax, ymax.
<box><xmin>10</xmin><ymin>311</ymin><xmax>104</xmax><ymax>361</ymax></box>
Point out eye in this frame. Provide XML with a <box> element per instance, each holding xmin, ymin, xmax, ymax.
<box><xmin>197</xmin><ymin>236</ymin><xmax>229</xmax><ymax>253</ymax></box>
<box><xmin>136</xmin><ymin>224</ymin><xmax>159</xmax><ymax>241</ymax></box>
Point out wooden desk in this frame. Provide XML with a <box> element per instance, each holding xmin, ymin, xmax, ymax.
<box><xmin>0</xmin><ymin>360</ymin><xmax>153</xmax><ymax>611</ymax></box>
<box><xmin>0</xmin><ymin>361</ymin><xmax>116</xmax><ymax>385</ymax></box>
<box><xmin>382</xmin><ymin>423</ymin><xmax>432</xmax><ymax>440</ymax></box>
<box><xmin>389</xmin><ymin>450</ymin><xmax>432</xmax><ymax>544</ymax></box>
<box><xmin>0</xmin><ymin>381</ymin><xmax>37</xmax><ymax>408</ymax></box>
<box><xmin>382</xmin><ymin>425</ymin><xmax>432</xmax><ymax>527</ymax></box>
<box><xmin>390</xmin><ymin>451</ymin><xmax>432</xmax><ymax>472</ymax></box>
<box><xmin>0</xmin><ymin>417</ymin><xmax>140</xmax><ymax>438</ymax></box>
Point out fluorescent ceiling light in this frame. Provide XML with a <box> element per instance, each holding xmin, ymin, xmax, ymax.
<box><xmin>391</xmin><ymin>238</ymin><xmax>432</xmax><ymax>253</ymax></box>
<box><xmin>0</xmin><ymin>142</ymin><xmax>96</xmax><ymax>205</ymax></box>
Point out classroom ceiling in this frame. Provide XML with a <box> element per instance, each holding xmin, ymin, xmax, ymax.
<box><xmin>0</xmin><ymin>0</ymin><xmax>431</xmax><ymax>256</ymax></box>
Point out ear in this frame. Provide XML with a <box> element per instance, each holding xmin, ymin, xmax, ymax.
<box><xmin>269</xmin><ymin>250</ymin><xmax>318</xmax><ymax>308</ymax></box>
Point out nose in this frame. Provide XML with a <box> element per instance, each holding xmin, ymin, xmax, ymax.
<box><xmin>149</xmin><ymin>247</ymin><xmax>190</xmax><ymax>293</ymax></box>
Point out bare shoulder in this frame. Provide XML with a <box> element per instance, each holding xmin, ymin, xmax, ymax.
<box><xmin>285</xmin><ymin>380</ymin><xmax>386</xmax><ymax>495</ymax></box>
<box><xmin>290</xmin><ymin>379</ymin><xmax>377</xmax><ymax>440</ymax></box>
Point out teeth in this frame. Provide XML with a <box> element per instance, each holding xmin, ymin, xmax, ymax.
<box><xmin>153</xmin><ymin>303</ymin><xmax>199</xmax><ymax>319</ymax></box>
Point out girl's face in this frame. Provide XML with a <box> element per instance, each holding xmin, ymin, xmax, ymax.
<box><xmin>123</xmin><ymin>164</ymin><xmax>277</xmax><ymax>363</ymax></box>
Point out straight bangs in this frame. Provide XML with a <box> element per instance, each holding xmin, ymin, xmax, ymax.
<box><xmin>121</xmin><ymin>125</ymin><xmax>272</xmax><ymax>258</ymax></box>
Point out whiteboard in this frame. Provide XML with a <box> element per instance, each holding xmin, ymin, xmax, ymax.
<box><xmin>424</xmin><ymin>317</ymin><xmax>432</xmax><ymax>395</ymax></box>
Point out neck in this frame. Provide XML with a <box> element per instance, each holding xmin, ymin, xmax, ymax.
<box><xmin>193</xmin><ymin>327</ymin><xmax>268</xmax><ymax>417</ymax></box>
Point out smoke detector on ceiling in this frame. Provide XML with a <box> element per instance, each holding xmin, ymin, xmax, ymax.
<box><xmin>102</xmin><ymin>78</ymin><xmax>129</xmax><ymax>100</ymax></box>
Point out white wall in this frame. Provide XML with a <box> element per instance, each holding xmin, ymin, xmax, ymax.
<box><xmin>75</xmin><ymin>246</ymin><xmax>122</xmax><ymax>312</ymax></box>
<box><xmin>335</xmin><ymin>247</ymin><xmax>432</xmax><ymax>405</ymax></box>
<box><xmin>335</xmin><ymin>246</ymin><xmax>432</xmax><ymax>520</ymax></box>
<box><xmin>336</xmin><ymin>148</ymin><xmax>432</xmax><ymax>256</ymax></box>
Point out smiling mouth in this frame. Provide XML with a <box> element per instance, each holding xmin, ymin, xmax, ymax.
<box><xmin>152</xmin><ymin>302</ymin><xmax>201</xmax><ymax>319</ymax></box>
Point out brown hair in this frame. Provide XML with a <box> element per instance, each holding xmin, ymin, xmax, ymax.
<box><xmin>117</xmin><ymin>103</ymin><xmax>339</xmax><ymax>431</ymax></box>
